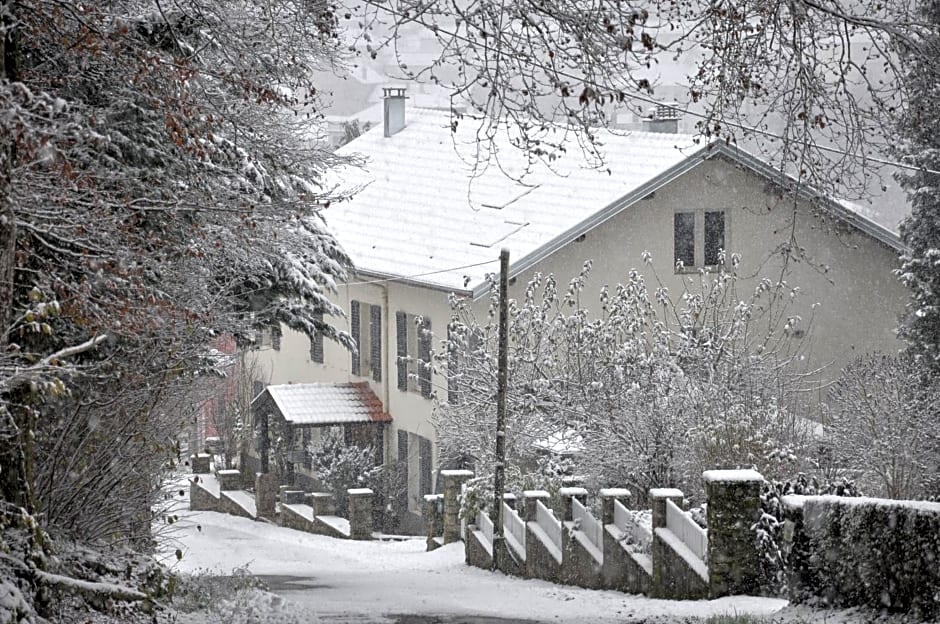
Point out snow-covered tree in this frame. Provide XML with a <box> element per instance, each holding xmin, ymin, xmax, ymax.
<box><xmin>895</xmin><ymin>0</ymin><xmax>940</xmax><ymax>371</ymax></box>
<box><xmin>825</xmin><ymin>353</ymin><xmax>940</xmax><ymax>500</ymax></box>
<box><xmin>307</xmin><ymin>428</ymin><xmax>383</xmax><ymax>516</ymax></box>
<box><xmin>352</xmin><ymin>0</ymin><xmax>930</xmax><ymax>196</ymax></box>
<box><xmin>436</xmin><ymin>254</ymin><xmax>819</xmax><ymax>503</ymax></box>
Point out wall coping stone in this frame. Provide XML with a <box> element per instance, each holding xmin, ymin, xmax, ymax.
<box><xmin>440</xmin><ymin>469</ymin><xmax>474</xmax><ymax>477</ymax></box>
<box><xmin>650</xmin><ymin>488</ymin><xmax>684</xmax><ymax>499</ymax></box>
<box><xmin>503</xmin><ymin>493</ymin><xmax>518</xmax><ymax>501</ymax></box>
<box><xmin>424</xmin><ymin>493</ymin><xmax>444</xmax><ymax>502</ymax></box>
<box><xmin>523</xmin><ymin>490</ymin><xmax>551</xmax><ymax>499</ymax></box>
<box><xmin>702</xmin><ymin>469</ymin><xmax>764</xmax><ymax>483</ymax></box>
<box><xmin>348</xmin><ymin>488</ymin><xmax>374</xmax><ymax>496</ymax></box>
<box><xmin>599</xmin><ymin>488</ymin><xmax>631</xmax><ymax>498</ymax></box>
<box><xmin>559</xmin><ymin>487</ymin><xmax>588</xmax><ymax>497</ymax></box>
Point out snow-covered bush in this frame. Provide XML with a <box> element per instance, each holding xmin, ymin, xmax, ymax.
<box><xmin>306</xmin><ymin>429</ymin><xmax>383</xmax><ymax>516</ymax></box>
<box><xmin>825</xmin><ymin>352</ymin><xmax>940</xmax><ymax>500</ymax></box>
<box><xmin>436</xmin><ymin>256</ymin><xmax>818</xmax><ymax>503</ymax></box>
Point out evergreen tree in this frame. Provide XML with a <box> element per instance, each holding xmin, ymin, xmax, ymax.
<box><xmin>896</xmin><ymin>1</ymin><xmax>940</xmax><ymax>369</ymax></box>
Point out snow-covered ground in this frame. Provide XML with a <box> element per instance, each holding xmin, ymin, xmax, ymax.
<box><xmin>161</xmin><ymin>505</ymin><xmax>787</xmax><ymax>623</ymax></box>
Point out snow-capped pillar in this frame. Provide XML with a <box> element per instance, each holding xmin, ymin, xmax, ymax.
<box><xmin>502</xmin><ymin>492</ymin><xmax>517</xmax><ymax>511</ymax></box>
<box><xmin>191</xmin><ymin>453</ymin><xmax>210</xmax><ymax>474</ymax></box>
<box><xmin>216</xmin><ymin>469</ymin><xmax>242</xmax><ymax>491</ymax></box>
<box><xmin>441</xmin><ymin>469</ymin><xmax>474</xmax><ymax>543</ymax></box>
<box><xmin>307</xmin><ymin>492</ymin><xmax>335</xmax><ymax>517</ymax></box>
<box><xmin>348</xmin><ymin>488</ymin><xmax>374</xmax><ymax>540</ymax></box>
<box><xmin>650</xmin><ymin>487</ymin><xmax>684</xmax><ymax>599</ymax></box>
<box><xmin>255</xmin><ymin>472</ymin><xmax>277</xmax><ymax>519</ymax></box>
<box><xmin>558</xmin><ymin>487</ymin><xmax>589</xmax><ymax>522</ymax></box>
<box><xmin>522</xmin><ymin>490</ymin><xmax>551</xmax><ymax>522</ymax></box>
<box><xmin>703</xmin><ymin>469</ymin><xmax>764</xmax><ymax>598</ymax></box>
<box><xmin>599</xmin><ymin>488</ymin><xmax>632</xmax><ymax>526</ymax></box>
<box><xmin>424</xmin><ymin>493</ymin><xmax>444</xmax><ymax>551</ymax></box>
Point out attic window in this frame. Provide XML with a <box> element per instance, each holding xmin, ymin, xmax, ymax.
<box><xmin>674</xmin><ymin>209</ymin><xmax>727</xmax><ymax>272</ymax></box>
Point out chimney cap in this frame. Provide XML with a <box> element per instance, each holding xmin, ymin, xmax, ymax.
<box><xmin>383</xmin><ymin>86</ymin><xmax>408</xmax><ymax>99</ymax></box>
<box><xmin>648</xmin><ymin>102</ymin><xmax>681</xmax><ymax>120</ymax></box>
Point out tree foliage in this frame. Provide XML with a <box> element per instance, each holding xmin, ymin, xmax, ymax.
<box><xmin>895</xmin><ymin>0</ymin><xmax>940</xmax><ymax>370</ymax></box>
<box><xmin>0</xmin><ymin>0</ymin><xmax>355</xmax><ymax>552</ymax></box>
<box><xmin>353</xmin><ymin>0</ymin><xmax>934</xmax><ymax>194</ymax></box>
<box><xmin>436</xmin><ymin>255</ymin><xmax>819</xmax><ymax>503</ymax></box>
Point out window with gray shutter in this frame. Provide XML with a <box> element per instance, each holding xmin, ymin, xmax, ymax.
<box><xmin>350</xmin><ymin>300</ymin><xmax>361</xmax><ymax>376</ymax></box>
<box><xmin>396</xmin><ymin>311</ymin><xmax>408</xmax><ymax>391</ymax></box>
<box><xmin>310</xmin><ymin>312</ymin><xmax>324</xmax><ymax>364</ymax></box>
<box><xmin>370</xmin><ymin>305</ymin><xmax>382</xmax><ymax>382</ymax></box>
<box><xmin>397</xmin><ymin>430</ymin><xmax>409</xmax><ymax>511</ymax></box>
<box><xmin>252</xmin><ymin>380</ymin><xmax>264</xmax><ymax>400</ymax></box>
<box><xmin>271</xmin><ymin>324</ymin><xmax>281</xmax><ymax>351</ymax></box>
<box><xmin>418</xmin><ymin>436</ymin><xmax>432</xmax><ymax>496</ymax></box>
<box><xmin>418</xmin><ymin>317</ymin><xmax>432</xmax><ymax>398</ymax></box>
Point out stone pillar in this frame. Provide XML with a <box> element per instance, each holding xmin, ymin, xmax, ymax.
<box><xmin>703</xmin><ymin>469</ymin><xmax>763</xmax><ymax>598</ymax></box>
<box><xmin>523</xmin><ymin>490</ymin><xmax>551</xmax><ymax>522</ymax></box>
<box><xmin>278</xmin><ymin>484</ymin><xmax>291</xmax><ymax>503</ymax></box>
<box><xmin>558</xmin><ymin>486</ymin><xmax>588</xmax><ymax>522</ymax></box>
<box><xmin>599</xmin><ymin>488</ymin><xmax>632</xmax><ymax>526</ymax></box>
<box><xmin>424</xmin><ymin>494</ymin><xmax>444</xmax><ymax>551</ymax></box>
<box><xmin>348</xmin><ymin>488</ymin><xmax>374</xmax><ymax>540</ymax></box>
<box><xmin>502</xmin><ymin>492</ymin><xmax>517</xmax><ymax>511</ymax></box>
<box><xmin>204</xmin><ymin>436</ymin><xmax>221</xmax><ymax>455</ymax></box>
<box><xmin>441</xmin><ymin>469</ymin><xmax>474</xmax><ymax>544</ymax></box>
<box><xmin>191</xmin><ymin>453</ymin><xmax>211</xmax><ymax>474</ymax></box>
<box><xmin>255</xmin><ymin>472</ymin><xmax>277</xmax><ymax>519</ymax></box>
<box><xmin>216</xmin><ymin>469</ymin><xmax>242</xmax><ymax>491</ymax></box>
<box><xmin>650</xmin><ymin>488</ymin><xmax>684</xmax><ymax>531</ymax></box>
<box><xmin>282</xmin><ymin>490</ymin><xmax>305</xmax><ymax>504</ymax></box>
<box><xmin>650</xmin><ymin>487</ymin><xmax>684</xmax><ymax>599</ymax></box>
<box><xmin>307</xmin><ymin>492</ymin><xmax>335</xmax><ymax>517</ymax></box>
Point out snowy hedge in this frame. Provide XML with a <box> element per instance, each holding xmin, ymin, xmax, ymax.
<box><xmin>791</xmin><ymin>495</ymin><xmax>940</xmax><ymax>617</ymax></box>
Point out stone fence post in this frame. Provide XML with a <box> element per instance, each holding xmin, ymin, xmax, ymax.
<box><xmin>255</xmin><ymin>472</ymin><xmax>277</xmax><ymax>519</ymax></box>
<box><xmin>599</xmin><ymin>488</ymin><xmax>632</xmax><ymax>525</ymax></box>
<box><xmin>703</xmin><ymin>469</ymin><xmax>763</xmax><ymax>598</ymax></box>
<box><xmin>307</xmin><ymin>492</ymin><xmax>335</xmax><ymax>517</ymax></box>
<box><xmin>191</xmin><ymin>453</ymin><xmax>211</xmax><ymax>474</ymax></box>
<box><xmin>650</xmin><ymin>487</ymin><xmax>684</xmax><ymax>599</ymax></box>
<box><xmin>558</xmin><ymin>487</ymin><xmax>588</xmax><ymax>522</ymax></box>
<box><xmin>441</xmin><ymin>469</ymin><xmax>474</xmax><ymax>543</ymax></box>
<box><xmin>523</xmin><ymin>490</ymin><xmax>551</xmax><ymax>522</ymax></box>
<box><xmin>216</xmin><ymin>469</ymin><xmax>242</xmax><ymax>491</ymax></box>
<box><xmin>348</xmin><ymin>488</ymin><xmax>374</xmax><ymax>540</ymax></box>
<box><xmin>424</xmin><ymin>494</ymin><xmax>444</xmax><ymax>551</ymax></box>
<box><xmin>502</xmin><ymin>493</ymin><xmax>517</xmax><ymax>511</ymax></box>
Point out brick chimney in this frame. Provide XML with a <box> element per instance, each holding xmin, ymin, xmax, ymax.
<box><xmin>642</xmin><ymin>102</ymin><xmax>681</xmax><ymax>134</ymax></box>
<box><xmin>383</xmin><ymin>87</ymin><xmax>407</xmax><ymax>137</ymax></box>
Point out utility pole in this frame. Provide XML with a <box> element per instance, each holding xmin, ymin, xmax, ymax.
<box><xmin>491</xmin><ymin>248</ymin><xmax>509</xmax><ymax>569</ymax></box>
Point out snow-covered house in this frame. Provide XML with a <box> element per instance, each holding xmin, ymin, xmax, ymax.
<box><xmin>250</xmin><ymin>90</ymin><xmax>907</xmax><ymax>530</ymax></box>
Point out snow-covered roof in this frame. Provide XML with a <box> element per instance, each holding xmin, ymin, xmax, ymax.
<box><xmin>327</xmin><ymin>108</ymin><xmax>903</xmax><ymax>297</ymax></box>
<box><xmin>257</xmin><ymin>382</ymin><xmax>391</xmax><ymax>426</ymax></box>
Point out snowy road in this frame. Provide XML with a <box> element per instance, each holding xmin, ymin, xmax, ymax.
<box><xmin>163</xmin><ymin>508</ymin><xmax>787</xmax><ymax>623</ymax></box>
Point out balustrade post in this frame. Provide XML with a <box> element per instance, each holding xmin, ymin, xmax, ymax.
<box><xmin>559</xmin><ymin>486</ymin><xmax>589</xmax><ymax>522</ymax></box>
<box><xmin>441</xmin><ymin>469</ymin><xmax>474</xmax><ymax>543</ymax></box>
<box><xmin>599</xmin><ymin>488</ymin><xmax>631</xmax><ymax>526</ymax></box>
<box><xmin>522</xmin><ymin>490</ymin><xmax>551</xmax><ymax>522</ymax></box>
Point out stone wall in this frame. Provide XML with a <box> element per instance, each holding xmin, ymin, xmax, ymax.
<box><xmin>190</xmin><ymin>480</ymin><xmax>220</xmax><ymax>512</ymax></box>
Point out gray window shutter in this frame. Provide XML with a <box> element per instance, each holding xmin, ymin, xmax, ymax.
<box><xmin>310</xmin><ymin>312</ymin><xmax>324</xmax><ymax>364</ymax></box>
<box><xmin>271</xmin><ymin>324</ymin><xmax>281</xmax><ymax>351</ymax></box>
<box><xmin>396</xmin><ymin>311</ymin><xmax>408</xmax><ymax>391</ymax></box>
<box><xmin>418</xmin><ymin>436</ymin><xmax>432</xmax><ymax>496</ymax></box>
<box><xmin>252</xmin><ymin>380</ymin><xmax>264</xmax><ymax>400</ymax></box>
<box><xmin>397</xmin><ymin>430</ymin><xmax>409</xmax><ymax>511</ymax></box>
<box><xmin>418</xmin><ymin>317</ymin><xmax>432</xmax><ymax>398</ymax></box>
<box><xmin>370</xmin><ymin>305</ymin><xmax>382</xmax><ymax>382</ymax></box>
<box><xmin>350</xmin><ymin>300</ymin><xmax>361</xmax><ymax>376</ymax></box>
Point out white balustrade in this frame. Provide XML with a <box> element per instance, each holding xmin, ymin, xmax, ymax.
<box><xmin>665</xmin><ymin>498</ymin><xmax>708</xmax><ymax>562</ymax></box>
<box><xmin>536</xmin><ymin>500</ymin><xmax>562</xmax><ymax>551</ymax></box>
<box><xmin>502</xmin><ymin>501</ymin><xmax>526</xmax><ymax>554</ymax></box>
<box><xmin>478</xmin><ymin>509</ymin><xmax>494</xmax><ymax>545</ymax></box>
<box><xmin>571</xmin><ymin>497</ymin><xmax>603</xmax><ymax>551</ymax></box>
<box><xmin>613</xmin><ymin>499</ymin><xmax>653</xmax><ymax>552</ymax></box>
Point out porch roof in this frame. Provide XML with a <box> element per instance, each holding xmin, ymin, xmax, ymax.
<box><xmin>261</xmin><ymin>382</ymin><xmax>392</xmax><ymax>426</ymax></box>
